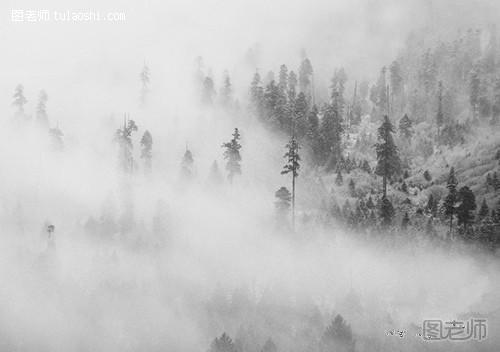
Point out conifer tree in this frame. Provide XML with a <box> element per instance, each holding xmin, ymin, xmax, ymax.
<box><xmin>335</xmin><ymin>168</ymin><xmax>343</xmax><ymax>186</ymax></box>
<box><xmin>140</xmin><ymin>130</ymin><xmax>153</xmax><ymax>173</ymax></box>
<box><xmin>398</xmin><ymin>114</ymin><xmax>413</xmax><ymax>140</ymax></box>
<box><xmin>321</xmin><ymin>314</ymin><xmax>355</xmax><ymax>352</ymax></box>
<box><xmin>49</xmin><ymin>125</ymin><xmax>64</xmax><ymax>152</ymax></box>
<box><xmin>36</xmin><ymin>90</ymin><xmax>49</xmax><ymax>128</ymax></box>
<box><xmin>222</xmin><ymin>128</ymin><xmax>242</xmax><ymax>183</ymax></box>
<box><xmin>202</xmin><ymin>76</ymin><xmax>216</xmax><ymax>105</ymax></box>
<box><xmin>320</xmin><ymin>102</ymin><xmax>343</xmax><ymax>169</ymax></box>
<box><xmin>209</xmin><ymin>333</ymin><xmax>237</xmax><ymax>352</ymax></box>
<box><xmin>348</xmin><ymin>179</ymin><xmax>356</xmax><ymax>197</ymax></box>
<box><xmin>281</xmin><ymin>137</ymin><xmax>300</xmax><ymax>229</ymax></box>
<box><xmin>306</xmin><ymin>105</ymin><xmax>321</xmax><ymax>163</ymax></box>
<box><xmin>181</xmin><ymin>147</ymin><xmax>194</xmax><ymax>179</ymax></box>
<box><xmin>299</xmin><ymin>57</ymin><xmax>313</xmax><ymax>97</ymax></box>
<box><xmin>375</xmin><ymin>115</ymin><xmax>401</xmax><ymax>198</ymax></box>
<box><xmin>140</xmin><ymin>63</ymin><xmax>150</xmax><ymax>106</ymax></box>
<box><xmin>379</xmin><ymin>196</ymin><xmax>395</xmax><ymax>227</ymax></box>
<box><xmin>457</xmin><ymin>186</ymin><xmax>476</xmax><ymax>232</ymax></box>
<box><xmin>436</xmin><ymin>81</ymin><xmax>444</xmax><ymax>139</ymax></box>
<box><xmin>478</xmin><ymin>199</ymin><xmax>489</xmax><ymax>220</ymax></box>
<box><xmin>220</xmin><ymin>70</ymin><xmax>233</xmax><ymax>108</ymax></box>
<box><xmin>275</xmin><ymin>186</ymin><xmax>291</xmax><ymax>217</ymax></box>
<box><xmin>443</xmin><ymin>167</ymin><xmax>458</xmax><ymax>235</ymax></box>
<box><xmin>114</xmin><ymin>117</ymin><xmax>138</xmax><ymax>173</ymax></box>
<box><xmin>250</xmin><ymin>71</ymin><xmax>264</xmax><ymax>118</ymax></box>
<box><xmin>401</xmin><ymin>212</ymin><xmax>410</xmax><ymax>229</ymax></box>
<box><xmin>426</xmin><ymin>194</ymin><xmax>438</xmax><ymax>217</ymax></box>
<box><xmin>12</xmin><ymin>84</ymin><xmax>28</xmax><ymax>118</ymax></box>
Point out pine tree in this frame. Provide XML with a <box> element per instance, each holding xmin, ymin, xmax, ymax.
<box><xmin>375</xmin><ymin>115</ymin><xmax>401</xmax><ymax>198</ymax></box>
<box><xmin>49</xmin><ymin>125</ymin><xmax>64</xmax><ymax>151</ymax></box>
<box><xmin>140</xmin><ymin>130</ymin><xmax>153</xmax><ymax>173</ymax></box>
<box><xmin>443</xmin><ymin>167</ymin><xmax>458</xmax><ymax>236</ymax></box>
<box><xmin>275</xmin><ymin>186</ymin><xmax>291</xmax><ymax>216</ymax></box>
<box><xmin>209</xmin><ymin>333</ymin><xmax>237</xmax><ymax>352</ymax></box>
<box><xmin>140</xmin><ymin>63</ymin><xmax>150</xmax><ymax>107</ymax></box>
<box><xmin>320</xmin><ymin>102</ymin><xmax>343</xmax><ymax>169</ymax></box>
<box><xmin>469</xmin><ymin>67</ymin><xmax>480</xmax><ymax>119</ymax></box>
<box><xmin>379</xmin><ymin>196</ymin><xmax>395</xmax><ymax>227</ymax></box>
<box><xmin>12</xmin><ymin>84</ymin><xmax>28</xmax><ymax>118</ymax></box>
<box><xmin>202</xmin><ymin>76</ymin><xmax>216</xmax><ymax>105</ymax></box>
<box><xmin>398</xmin><ymin>114</ymin><xmax>413</xmax><ymax>140</ymax></box>
<box><xmin>478</xmin><ymin>199</ymin><xmax>489</xmax><ymax>220</ymax></box>
<box><xmin>299</xmin><ymin>57</ymin><xmax>313</xmax><ymax>98</ymax></box>
<box><xmin>401</xmin><ymin>212</ymin><xmax>410</xmax><ymax>229</ymax></box>
<box><xmin>321</xmin><ymin>314</ymin><xmax>355</xmax><ymax>352</ymax></box>
<box><xmin>114</xmin><ymin>117</ymin><xmax>138</xmax><ymax>173</ymax></box>
<box><xmin>426</xmin><ymin>194</ymin><xmax>438</xmax><ymax>217</ymax></box>
<box><xmin>222</xmin><ymin>128</ymin><xmax>242</xmax><ymax>183</ymax></box>
<box><xmin>306</xmin><ymin>105</ymin><xmax>321</xmax><ymax>163</ymax></box>
<box><xmin>278</xmin><ymin>64</ymin><xmax>288</xmax><ymax>92</ymax></box>
<box><xmin>181</xmin><ymin>148</ymin><xmax>194</xmax><ymax>179</ymax></box>
<box><xmin>294</xmin><ymin>92</ymin><xmax>309</xmax><ymax>138</ymax></box>
<box><xmin>335</xmin><ymin>168</ymin><xmax>343</xmax><ymax>186</ymax></box>
<box><xmin>436</xmin><ymin>81</ymin><xmax>444</xmax><ymax>139</ymax></box>
<box><xmin>250</xmin><ymin>71</ymin><xmax>264</xmax><ymax>118</ymax></box>
<box><xmin>281</xmin><ymin>137</ymin><xmax>300</xmax><ymax>230</ymax></box>
<box><xmin>348</xmin><ymin>179</ymin><xmax>356</xmax><ymax>197</ymax></box>
<box><xmin>457</xmin><ymin>186</ymin><xmax>476</xmax><ymax>232</ymax></box>
<box><xmin>220</xmin><ymin>70</ymin><xmax>233</xmax><ymax>108</ymax></box>
<box><xmin>36</xmin><ymin>90</ymin><xmax>49</xmax><ymax>128</ymax></box>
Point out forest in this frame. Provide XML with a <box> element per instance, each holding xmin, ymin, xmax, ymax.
<box><xmin>1</xmin><ymin>1</ymin><xmax>500</xmax><ymax>352</ymax></box>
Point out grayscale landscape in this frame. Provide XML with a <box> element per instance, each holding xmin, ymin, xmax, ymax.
<box><xmin>0</xmin><ymin>0</ymin><xmax>499</xmax><ymax>351</ymax></box>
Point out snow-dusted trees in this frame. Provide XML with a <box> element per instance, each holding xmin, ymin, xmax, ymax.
<box><xmin>222</xmin><ymin>128</ymin><xmax>242</xmax><ymax>183</ymax></box>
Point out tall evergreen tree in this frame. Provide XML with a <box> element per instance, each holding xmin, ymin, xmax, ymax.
<box><xmin>379</xmin><ymin>196</ymin><xmax>395</xmax><ymax>227</ymax></box>
<box><xmin>443</xmin><ymin>167</ymin><xmax>458</xmax><ymax>236</ymax></box>
<box><xmin>12</xmin><ymin>84</ymin><xmax>28</xmax><ymax>118</ymax></box>
<box><xmin>281</xmin><ymin>137</ymin><xmax>300</xmax><ymax>230</ymax></box>
<box><xmin>140</xmin><ymin>130</ymin><xmax>153</xmax><ymax>173</ymax></box>
<box><xmin>436</xmin><ymin>81</ymin><xmax>444</xmax><ymax>139</ymax></box>
<box><xmin>202</xmin><ymin>76</ymin><xmax>216</xmax><ymax>105</ymax></box>
<box><xmin>49</xmin><ymin>125</ymin><xmax>64</xmax><ymax>152</ymax></box>
<box><xmin>222</xmin><ymin>128</ymin><xmax>242</xmax><ymax>183</ymax></box>
<box><xmin>375</xmin><ymin>115</ymin><xmax>401</xmax><ymax>198</ymax></box>
<box><xmin>220</xmin><ymin>70</ymin><xmax>233</xmax><ymax>107</ymax></box>
<box><xmin>398</xmin><ymin>114</ymin><xmax>413</xmax><ymax>140</ymax></box>
<box><xmin>250</xmin><ymin>71</ymin><xmax>264</xmax><ymax>118</ymax></box>
<box><xmin>319</xmin><ymin>103</ymin><xmax>343</xmax><ymax>169</ymax></box>
<box><xmin>209</xmin><ymin>333</ymin><xmax>237</xmax><ymax>352</ymax></box>
<box><xmin>181</xmin><ymin>147</ymin><xmax>194</xmax><ymax>179</ymax></box>
<box><xmin>114</xmin><ymin>117</ymin><xmax>138</xmax><ymax>173</ymax></box>
<box><xmin>478</xmin><ymin>199</ymin><xmax>489</xmax><ymax>220</ymax></box>
<box><xmin>321</xmin><ymin>314</ymin><xmax>355</xmax><ymax>352</ymax></box>
<box><xmin>140</xmin><ymin>63</ymin><xmax>150</xmax><ymax>106</ymax></box>
<box><xmin>36</xmin><ymin>90</ymin><xmax>49</xmax><ymax>128</ymax></box>
<box><xmin>457</xmin><ymin>186</ymin><xmax>476</xmax><ymax>232</ymax></box>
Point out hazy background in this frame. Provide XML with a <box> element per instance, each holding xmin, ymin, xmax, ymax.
<box><xmin>0</xmin><ymin>0</ymin><xmax>499</xmax><ymax>351</ymax></box>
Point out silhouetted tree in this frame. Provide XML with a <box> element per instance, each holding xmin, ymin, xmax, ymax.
<box><xmin>140</xmin><ymin>130</ymin><xmax>153</xmax><ymax>173</ymax></box>
<box><xmin>443</xmin><ymin>167</ymin><xmax>458</xmax><ymax>236</ymax></box>
<box><xmin>457</xmin><ymin>186</ymin><xmax>476</xmax><ymax>232</ymax></box>
<box><xmin>375</xmin><ymin>115</ymin><xmax>401</xmax><ymax>197</ymax></box>
<box><xmin>281</xmin><ymin>137</ymin><xmax>300</xmax><ymax>229</ymax></box>
<box><xmin>222</xmin><ymin>128</ymin><xmax>242</xmax><ymax>183</ymax></box>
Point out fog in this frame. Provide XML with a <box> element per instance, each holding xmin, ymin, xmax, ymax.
<box><xmin>0</xmin><ymin>0</ymin><xmax>499</xmax><ymax>351</ymax></box>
